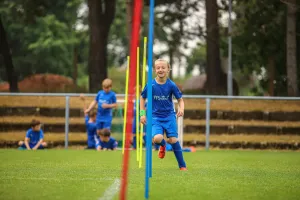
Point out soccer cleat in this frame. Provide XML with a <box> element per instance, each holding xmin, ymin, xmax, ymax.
<box><xmin>158</xmin><ymin>145</ymin><xmax>166</xmax><ymax>159</ymax></box>
<box><xmin>180</xmin><ymin>167</ymin><xmax>187</xmax><ymax>171</ymax></box>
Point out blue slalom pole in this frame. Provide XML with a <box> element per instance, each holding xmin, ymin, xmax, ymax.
<box><xmin>145</xmin><ymin>0</ymin><xmax>155</xmax><ymax>198</ymax></box>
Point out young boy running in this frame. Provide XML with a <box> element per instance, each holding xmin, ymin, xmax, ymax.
<box><xmin>140</xmin><ymin>59</ymin><xmax>187</xmax><ymax>171</ymax></box>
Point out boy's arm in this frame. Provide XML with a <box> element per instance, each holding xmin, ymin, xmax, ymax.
<box><xmin>104</xmin><ymin>103</ymin><xmax>117</xmax><ymax>109</ymax></box>
<box><xmin>177</xmin><ymin>98</ymin><xmax>184</xmax><ymax>117</ymax></box>
<box><xmin>33</xmin><ymin>130</ymin><xmax>44</xmax><ymax>150</ymax></box>
<box><xmin>24</xmin><ymin>137</ymin><xmax>31</xmax><ymax>150</ymax></box>
<box><xmin>32</xmin><ymin>139</ymin><xmax>43</xmax><ymax>150</ymax></box>
<box><xmin>85</xmin><ymin>100</ymin><xmax>97</xmax><ymax>113</ymax></box>
<box><xmin>80</xmin><ymin>94</ymin><xmax>88</xmax><ymax>116</ymax></box>
<box><xmin>95</xmin><ymin>137</ymin><xmax>102</xmax><ymax>151</ymax></box>
<box><xmin>112</xmin><ymin>140</ymin><xmax>118</xmax><ymax>150</ymax></box>
<box><xmin>140</xmin><ymin>97</ymin><xmax>146</xmax><ymax>125</ymax></box>
<box><xmin>102</xmin><ymin>94</ymin><xmax>117</xmax><ymax>109</ymax></box>
<box><xmin>140</xmin><ymin>97</ymin><xmax>146</xmax><ymax>110</ymax></box>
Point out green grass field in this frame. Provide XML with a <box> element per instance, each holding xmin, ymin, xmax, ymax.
<box><xmin>0</xmin><ymin>150</ymin><xmax>300</xmax><ymax>200</ymax></box>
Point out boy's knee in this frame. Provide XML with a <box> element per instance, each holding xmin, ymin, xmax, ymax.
<box><xmin>153</xmin><ymin>135</ymin><xmax>163</xmax><ymax>143</ymax></box>
<box><xmin>167</xmin><ymin>137</ymin><xmax>177</xmax><ymax>144</ymax></box>
<box><xmin>18</xmin><ymin>141</ymin><xmax>24</xmax><ymax>146</ymax></box>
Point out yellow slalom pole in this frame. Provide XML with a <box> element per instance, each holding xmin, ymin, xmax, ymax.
<box><xmin>139</xmin><ymin>37</ymin><xmax>147</xmax><ymax>168</ymax></box>
<box><xmin>136</xmin><ymin>47</ymin><xmax>140</xmax><ymax>162</ymax></box>
<box><xmin>122</xmin><ymin>56</ymin><xmax>130</xmax><ymax>154</ymax></box>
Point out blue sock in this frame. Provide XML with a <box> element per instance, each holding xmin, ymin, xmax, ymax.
<box><xmin>182</xmin><ymin>148</ymin><xmax>191</xmax><ymax>152</ymax></box>
<box><xmin>171</xmin><ymin>141</ymin><xmax>186</xmax><ymax>168</ymax></box>
<box><xmin>132</xmin><ymin>136</ymin><xmax>136</xmax><ymax>149</ymax></box>
<box><xmin>155</xmin><ymin>138</ymin><xmax>166</xmax><ymax>147</ymax></box>
<box><xmin>154</xmin><ymin>143</ymin><xmax>160</xmax><ymax>150</ymax></box>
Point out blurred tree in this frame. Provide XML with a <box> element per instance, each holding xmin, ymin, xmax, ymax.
<box><xmin>230</xmin><ymin>0</ymin><xmax>299</xmax><ymax>96</ymax></box>
<box><xmin>87</xmin><ymin>0</ymin><xmax>116</xmax><ymax>92</ymax></box>
<box><xmin>186</xmin><ymin>45</ymin><xmax>206</xmax><ymax>75</ymax></box>
<box><xmin>0</xmin><ymin>15</ymin><xmax>18</xmax><ymax>92</ymax></box>
<box><xmin>285</xmin><ymin>0</ymin><xmax>298</xmax><ymax>96</ymax></box>
<box><xmin>232</xmin><ymin>0</ymin><xmax>285</xmax><ymax>96</ymax></box>
<box><xmin>0</xmin><ymin>0</ymin><xmax>82</xmax><ymax>84</ymax></box>
<box><xmin>154</xmin><ymin>0</ymin><xmax>202</xmax><ymax>79</ymax></box>
<box><xmin>205</xmin><ymin>0</ymin><xmax>227</xmax><ymax>94</ymax></box>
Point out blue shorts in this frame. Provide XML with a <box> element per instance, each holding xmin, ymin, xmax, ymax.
<box><xmin>96</xmin><ymin>121</ymin><xmax>112</xmax><ymax>130</ymax></box>
<box><xmin>21</xmin><ymin>143</ymin><xmax>44</xmax><ymax>149</ymax></box>
<box><xmin>152</xmin><ymin>116</ymin><xmax>178</xmax><ymax>138</ymax></box>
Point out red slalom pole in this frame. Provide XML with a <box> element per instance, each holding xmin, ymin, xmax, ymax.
<box><xmin>119</xmin><ymin>0</ymin><xmax>143</xmax><ymax>200</ymax></box>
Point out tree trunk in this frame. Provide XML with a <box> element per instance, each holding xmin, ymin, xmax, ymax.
<box><xmin>87</xmin><ymin>0</ymin><xmax>116</xmax><ymax>92</ymax></box>
<box><xmin>0</xmin><ymin>16</ymin><xmax>19</xmax><ymax>92</ymax></box>
<box><xmin>168</xmin><ymin>49</ymin><xmax>173</xmax><ymax>79</ymax></box>
<box><xmin>205</xmin><ymin>0</ymin><xmax>226</xmax><ymax>94</ymax></box>
<box><xmin>267</xmin><ymin>56</ymin><xmax>275</xmax><ymax>96</ymax></box>
<box><xmin>286</xmin><ymin>0</ymin><xmax>298</xmax><ymax>96</ymax></box>
<box><xmin>126</xmin><ymin>0</ymin><xmax>133</xmax><ymax>42</ymax></box>
<box><xmin>73</xmin><ymin>47</ymin><xmax>78</xmax><ymax>91</ymax></box>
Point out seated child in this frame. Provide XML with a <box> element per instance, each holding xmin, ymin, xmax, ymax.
<box><xmin>80</xmin><ymin>94</ymin><xmax>99</xmax><ymax>149</ymax></box>
<box><xmin>96</xmin><ymin>128</ymin><xmax>118</xmax><ymax>151</ymax></box>
<box><xmin>18</xmin><ymin>119</ymin><xmax>47</xmax><ymax>150</ymax></box>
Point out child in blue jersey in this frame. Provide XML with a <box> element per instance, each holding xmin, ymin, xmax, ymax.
<box><xmin>18</xmin><ymin>119</ymin><xmax>47</xmax><ymax>150</ymax></box>
<box><xmin>140</xmin><ymin>59</ymin><xmax>187</xmax><ymax>170</ymax></box>
<box><xmin>80</xmin><ymin>94</ymin><xmax>99</xmax><ymax>149</ymax></box>
<box><xmin>85</xmin><ymin>78</ymin><xmax>117</xmax><ymax>135</ymax></box>
<box><xmin>96</xmin><ymin>128</ymin><xmax>118</xmax><ymax>151</ymax></box>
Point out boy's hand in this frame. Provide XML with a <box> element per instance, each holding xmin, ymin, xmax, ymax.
<box><xmin>140</xmin><ymin>116</ymin><xmax>146</xmax><ymax>125</ymax></box>
<box><xmin>79</xmin><ymin>94</ymin><xmax>85</xmax><ymax>101</ymax></box>
<box><xmin>177</xmin><ymin>109</ymin><xmax>184</xmax><ymax>117</ymax></box>
<box><xmin>84</xmin><ymin>109</ymin><xmax>90</xmax><ymax>115</ymax></box>
<box><xmin>97</xmin><ymin>146</ymin><xmax>101</xmax><ymax>151</ymax></box>
<box><xmin>101</xmin><ymin>103</ymin><xmax>110</xmax><ymax>108</ymax></box>
<box><xmin>32</xmin><ymin>147</ymin><xmax>38</xmax><ymax>150</ymax></box>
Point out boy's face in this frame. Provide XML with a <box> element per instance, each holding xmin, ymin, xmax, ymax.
<box><xmin>100</xmin><ymin>135</ymin><xmax>110</xmax><ymax>142</ymax></box>
<box><xmin>154</xmin><ymin>61</ymin><xmax>169</xmax><ymax>78</ymax></box>
<box><xmin>103</xmin><ymin>86</ymin><xmax>111</xmax><ymax>93</ymax></box>
<box><xmin>32</xmin><ymin>124</ymin><xmax>41</xmax><ymax>131</ymax></box>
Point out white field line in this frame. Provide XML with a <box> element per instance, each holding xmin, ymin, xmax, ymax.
<box><xmin>1</xmin><ymin>176</ymin><xmax>114</xmax><ymax>182</ymax></box>
<box><xmin>98</xmin><ymin>178</ymin><xmax>121</xmax><ymax>200</ymax></box>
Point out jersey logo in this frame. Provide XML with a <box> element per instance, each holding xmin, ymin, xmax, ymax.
<box><xmin>153</xmin><ymin>95</ymin><xmax>169</xmax><ymax>100</ymax></box>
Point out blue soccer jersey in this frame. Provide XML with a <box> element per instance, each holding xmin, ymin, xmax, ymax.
<box><xmin>96</xmin><ymin>137</ymin><xmax>118</xmax><ymax>150</ymax></box>
<box><xmin>26</xmin><ymin>128</ymin><xmax>44</xmax><ymax>144</ymax></box>
<box><xmin>85</xmin><ymin>116</ymin><xmax>98</xmax><ymax>148</ymax></box>
<box><xmin>95</xmin><ymin>90</ymin><xmax>117</xmax><ymax>122</ymax></box>
<box><xmin>141</xmin><ymin>79</ymin><xmax>182</xmax><ymax>119</ymax></box>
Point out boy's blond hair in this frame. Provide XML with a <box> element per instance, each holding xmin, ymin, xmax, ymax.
<box><xmin>154</xmin><ymin>59</ymin><xmax>171</xmax><ymax>69</ymax></box>
<box><xmin>102</xmin><ymin>78</ymin><xmax>112</xmax><ymax>88</ymax></box>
